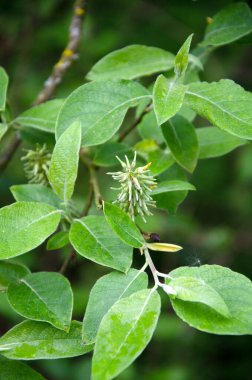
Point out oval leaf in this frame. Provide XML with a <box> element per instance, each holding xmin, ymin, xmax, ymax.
<box><xmin>162</xmin><ymin>115</ymin><xmax>199</xmax><ymax>173</ymax></box>
<box><xmin>185</xmin><ymin>79</ymin><xmax>252</xmax><ymax>140</ymax></box>
<box><xmin>46</xmin><ymin>230</ymin><xmax>69</xmax><ymax>251</ymax></box>
<box><xmin>82</xmin><ymin>269</ymin><xmax>148</xmax><ymax>342</ymax></box>
<box><xmin>0</xmin><ymin>202</ymin><xmax>61</xmax><ymax>259</ymax></box>
<box><xmin>10</xmin><ymin>184</ymin><xmax>62</xmax><ymax>209</ymax></box>
<box><xmin>103</xmin><ymin>202</ymin><xmax>145</xmax><ymax>248</ymax></box>
<box><xmin>49</xmin><ymin>120</ymin><xmax>81</xmax><ymax>203</ymax></box>
<box><xmin>202</xmin><ymin>3</ymin><xmax>252</xmax><ymax>47</ymax></box>
<box><xmin>167</xmin><ymin>276</ymin><xmax>230</xmax><ymax>317</ymax></box>
<box><xmin>86</xmin><ymin>45</ymin><xmax>175</xmax><ymax>81</ymax></box>
<box><xmin>15</xmin><ymin>99</ymin><xmax>64</xmax><ymax>133</ymax></box>
<box><xmin>0</xmin><ymin>357</ymin><xmax>47</xmax><ymax>380</ymax></box>
<box><xmin>69</xmin><ymin>215</ymin><xmax>133</xmax><ymax>272</ymax></box>
<box><xmin>0</xmin><ymin>261</ymin><xmax>30</xmax><ymax>292</ymax></box>
<box><xmin>168</xmin><ymin>265</ymin><xmax>252</xmax><ymax>335</ymax></box>
<box><xmin>152</xmin><ymin>180</ymin><xmax>196</xmax><ymax>195</ymax></box>
<box><xmin>92</xmin><ymin>289</ymin><xmax>161</xmax><ymax>380</ymax></box>
<box><xmin>0</xmin><ymin>320</ymin><xmax>93</xmax><ymax>360</ymax></box>
<box><xmin>197</xmin><ymin>126</ymin><xmax>246</xmax><ymax>159</ymax></box>
<box><xmin>153</xmin><ymin>75</ymin><xmax>187</xmax><ymax>125</ymax></box>
<box><xmin>56</xmin><ymin>80</ymin><xmax>150</xmax><ymax>147</ymax></box>
<box><xmin>7</xmin><ymin>272</ymin><xmax>73</xmax><ymax>331</ymax></box>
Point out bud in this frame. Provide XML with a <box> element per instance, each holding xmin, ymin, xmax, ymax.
<box><xmin>21</xmin><ymin>144</ymin><xmax>51</xmax><ymax>186</ymax></box>
<box><xmin>146</xmin><ymin>242</ymin><xmax>182</xmax><ymax>252</ymax></box>
<box><xmin>108</xmin><ymin>152</ymin><xmax>156</xmax><ymax>222</ymax></box>
<box><xmin>161</xmin><ymin>283</ymin><xmax>177</xmax><ymax>296</ymax></box>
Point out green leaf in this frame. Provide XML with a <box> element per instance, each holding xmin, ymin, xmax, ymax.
<box><xmin>49</xmin><ymin>120</ymin><xmax>81</xmax><ymax>203</ymax></box>
<box><xmin>185</xmin><ymin>79</ymin><xmax>252</xmax><ymax>140</ymax></box>
<box><xmin>148</xmin><ymin>149</ymin><xmax>174</xmax><ymax>176</ymax></box>
<box><xmin>94</xmin><ymin>142</ymin><xmax>132</xmax><ymax>167</ymax></box>
<box><xmin>174</xmin><ymin>34</ymin><xmax>193</xmax><ymax>77</ymax></box>
<box><xmin>7</xmin><ymin>272</ymin><xmax>73</xmax><ymax>331</ymax></box>
<box><xmin>202</xmin><ymin>3</ymin><xmax>252</xmax><ymax>47</ymax></box>
<box><xmin>152</xmin><ymin>180</ymin><xmax>194</xmax><ymax>214</ymax></box>
<box><xmin>0</xmin><ymin>123</ymin><xmax>8</xmax><ymax>141</ymax></box>
<box><xmin>82</xmin><ymin>269</ymin><xmax>148</xmax><ymax>342</ymax></box>
<box><xmin>167</xmin><ymin>276</ymin><xmax>230</xmax><ymax>318</ymax></box>
<box><xmin>134</xmin><ymin>139</ymin><xmax>159</xmax><ymax>154</ymax></box>
<box><xmin>69</xmin><ymin>215</ymin><xmax>133</xmax><ymax>272</ymax></box>
<box><xmin>92</xmin><ymin>289</ymin><xmax>161</xmax><ymax>380</ymax></box>
<box><xmin>86</xmin><ymin>45</ymin><xmax>175</xmax><ymax>81</ymax></box>
<box><xmin>0</xmin><ymin>66</ymin><xmax>8</xmax><ymax>111</ymax></box>
<box><xmin>15</xmin><ymin>99</ymin><xmax>64</xmax><ymax>133</ymax></box>
<box><xmin>137</xmin><ymin>111</ymin><xmax>165</xmax><ymax>144</ymax></box>
<box><xmin>103</xmin><ymin>202</ymin><xmax>145</xmax><ymax>248</ymax></box>
<box><xmin>46</xmin><ymin>230</ymin><xmax>69</xmax><ymax>251</ymax></box>
<box><xmin>162</xmin><ymin>115</ymin><xmax>199</xmax><ymax>173</ymax></box>
<box><xmin>0</xmin><ymin>261</ymin><xmax>30</xmax><ymax>292</ymax></box>
<box><xmin>0</xmin><ymin>320</ymin><xmax>93</xmax><ymax>359</ymax></box>
<box><xmin>152</xmin><ymin>180</ymin><xmax>195</xmax><ymax>195</ymax></box>
<box><xmin>153</xmin><ymin>75</ymin><xmax>187</xmax><ymax>125</ymax></box>
<box><xmin>0</xmin><ymin>202</ymin><xmax>61</xmax><ymax>259</ymax></box>
<box><xmin>0</xmin><ymin>357</ymin><xmax>47</xmax><ymax>380</ymax></box>
<box><xmin>197</xmin><ymin>126</ymin><xmax>246</xmax><ymax>159</ymax></box>
<box><xmin>10</xmin><ymin>184</ymin><xmax>62</xmax><ymax>209</ymax></box>
<box><xmin>56</xmin><ymin>80</ymin><xmax>150</xmax><ymax>147</ymax></box>
<box><xmin>153</xmin><ymin>165</ymin><xmax>189</xmax><ymax>214</ymax></box>
<box><xmin>168</xmin><ymin>265</ymin><xmax>252</xmax><ymax>335</ymax></box>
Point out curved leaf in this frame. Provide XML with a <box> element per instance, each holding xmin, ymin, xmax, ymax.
<box><xmin>185</xmin><ymin>79</ymin><xmax>252</xmax><ymax>140</ymax></box>
<box><xmin>70</xmin><ymin>215</ymin><xmax>133</xmax><ymax>272</ymax></box>
<box><xmin>7</xmin><ymin>272</ymin><xmax>73</xmax><ymax>331</ymax></box>
<box><xmin>103</xmin><ymin>202</ymin><xmax>145</xmax><ymax>248</ymax></box>
<box><xmin>0</xmin><ymin>320</ymin><xmax>93</xmax><ymax>360</ymax></box>
<box><xmin>86</xmin><ymin>45</ymin><xmax>175</xmax><ymax>81</ymax></box>
<box><xmin>169</xmin><ymin>265</ymin><xmax>252</xmax><ymax>335</ymax></box>
<box><xmin>82</xmin><ymin>269</ymin><xmax>148</xmax><ymax>342</ymax></box>
<box><xmin>15</xmin><ymin>99</ymin><xmax>64</xmax><ymax>133</ymax></box>
<box><xmin>202</xmin><ymin>3</ymin><xmax>252</xmax><ymax>47</ymax></box>
<box><xmin>49</xmin><ymin>120</ymin><xmax>81</xmax><ymax>203</ymax></box>
<box><xmin>92</xmin><ymin>289</ymin><xmax>161</xmax><ymax>380</ymax></box>
<box><xmin>0</xmin><ymin>202</ymin><xmax>61</xmax><ymax>259</ymax></box>
<box><xmin>56</xmin><ymin>80</ymin><xmax>150</xmax><ymax>147</ymax></box>
<box><xmin>0</xmin><ymin>261</ymin><xmax>30</xmax><ymax>292</ymax></box>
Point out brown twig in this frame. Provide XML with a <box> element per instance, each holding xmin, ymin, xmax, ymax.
<box><xmin>34</xmin><ymin>0</ymin><xmax>86</xmax><ymax>105</ymax></box>
<box><xmin>0</xmin><ymin>0</ymin><xmax>86</xmax><ymax>174</ymax></box>
<box><xmin>59</xmin><ymin>250</ymin><xmax>76</xmax><ymax>274</ymax></box>
<box><xmin>0</xmin><ymin>132</ymin><xmax>21</xmax><ymax>173</ymax></box>
<box><xmin>80</xmin><ymin>153</ymin><xmax>103</xmax><ymax>209</ymax></box>
<box><xmin>117</xmin><ymin>104</ymin><xmax>151</xmax><ymax>142</ymax></box>
<box><xmin>81</xmin><ymin>183</ymin><xmax>94</xmax><ymax>217</ymax></box>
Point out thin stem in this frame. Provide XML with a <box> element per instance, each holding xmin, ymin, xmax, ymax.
<box><xmin>59</xmin><ymin>250</ymin><xmax>76</xmax><ymax>274</ymax></box>
<box><xmin>80</xmin><ymin>153</ymin><xmax>102</xmax><ymax>209</ymax></box>
<box><xmin>144</xmin><ymin>247</ymin><xmax>160</xmax><ymax>285</ymax></box>
<box><xmin>0</xmin><ymin>132</ymin><xmax>21</xmax><ymax>173</ymax></box>
<box><xmin>117</xmin><ymin>103</ymin><xmax>152</xmax><ymax>142</ymax></box>
<box><xmin>81</xmin><ymin>183</ymin><xmax>94</xmax><ymax>217</ymax></box>
<box><xmin>156</xmin><ymin>270</ymin><xmax>172</xmax><ymax>280</ymax></box>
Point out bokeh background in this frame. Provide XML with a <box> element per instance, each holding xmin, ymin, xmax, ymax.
<box><xmin>1</xmin><ymin>0</ymin><xmax>252</xmax><ymax>379</ymax></box>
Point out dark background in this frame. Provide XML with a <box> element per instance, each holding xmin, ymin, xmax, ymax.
<box><xmin>0</xmin><ymin>1</ymin><xmax>252</xmax><ymax>379</ymax></box>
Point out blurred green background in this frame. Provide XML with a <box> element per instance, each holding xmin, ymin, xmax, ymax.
<box><xmin>0</xmin><ymin>0</ymin><xmax>252</xmax><ymax>379</ymax></box>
